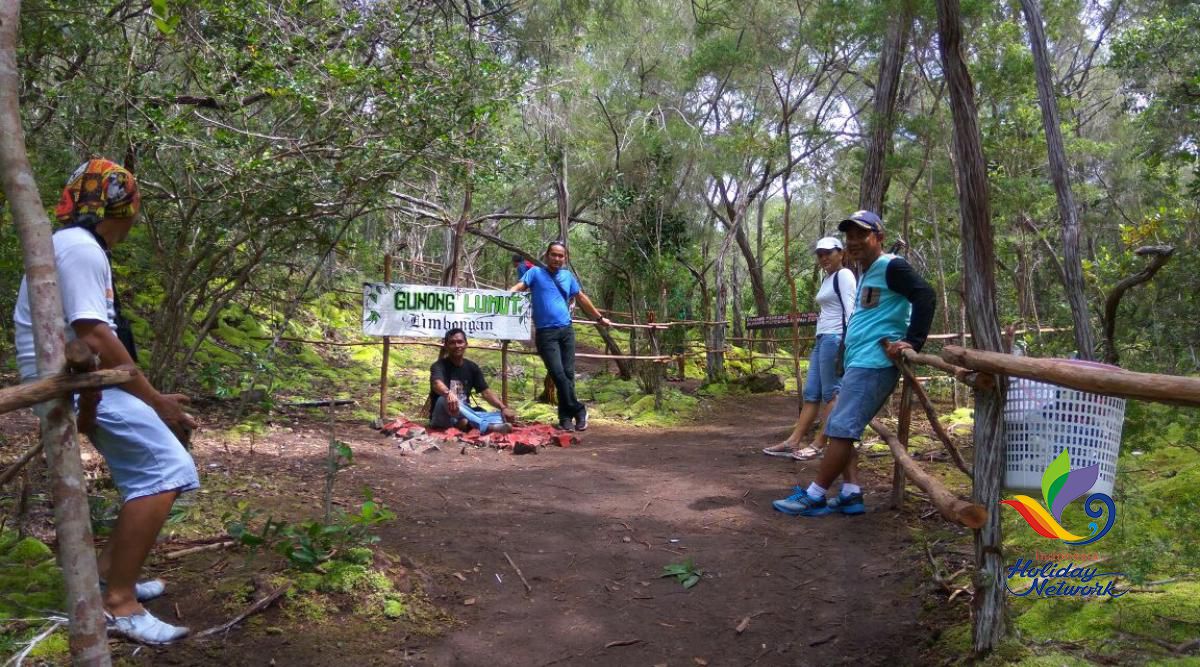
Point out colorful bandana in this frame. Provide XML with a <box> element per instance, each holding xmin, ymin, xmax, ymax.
<box><xmin>54</xmin><ymin>158</ymin><xmax>140</xmax><ymax>222</ymax></box>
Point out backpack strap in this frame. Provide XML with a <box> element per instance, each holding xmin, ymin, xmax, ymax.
<box><xmin>544</xmin><ymin>268</ymin><xmax>573</xmax><ymax>309</ymax></box>
<box><xmin>831</xmin><ymin>269</ymin><xmax>848</xmax><ymax>335</ymax></box>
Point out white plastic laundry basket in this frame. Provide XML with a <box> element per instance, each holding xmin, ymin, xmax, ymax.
<box><xmin>1003</xmin><ymin>361</ymin><xmax>1125</xmax><ymax>496</ymax></box>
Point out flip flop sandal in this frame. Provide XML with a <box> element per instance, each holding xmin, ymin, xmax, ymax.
<box><xmin>762</xmin><ymin>446</ymin><xmax>797</xmax><ymax>458</ymax></box>
<box><xmin>790</xmin><ymin>446</ymin><xmax>822</xmax><ymax>461</ymax></box>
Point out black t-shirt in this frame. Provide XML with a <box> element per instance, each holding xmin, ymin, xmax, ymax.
<box><xmin>429</xmin><ymin>358</ymin><xmax>488</xmax><ymax>409</ymax></box>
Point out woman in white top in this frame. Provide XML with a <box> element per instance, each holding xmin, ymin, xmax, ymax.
<box><xmin>763</xmin><ymin>236</ymin><xmax>857</xmax><ymax>460</ymax></box>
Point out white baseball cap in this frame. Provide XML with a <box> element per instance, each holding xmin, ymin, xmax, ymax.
<box><xmin>815</xmin><ymin>236</ymin><xmax>843</xmax><ymax>251</ymax></box>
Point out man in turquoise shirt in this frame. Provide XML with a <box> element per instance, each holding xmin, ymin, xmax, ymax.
<box><xmin>511</xmin><ymin>241</ymin><xmax>611</xmax><ymax>431</ymax></box>
<box><xmin>774</xmin><ymin>210</ymin><xmax>935</xmax><ymax>517</ymax></box>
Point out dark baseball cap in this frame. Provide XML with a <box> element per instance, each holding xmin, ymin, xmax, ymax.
<box><xmin>837</xmin><ymin>210</ymin><xmax>884</xmax><ymax>233</ymax></box>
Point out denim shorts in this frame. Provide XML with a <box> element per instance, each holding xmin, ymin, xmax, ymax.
<box><xmin>824</xmin><ymin>366</ymin><xmax>900</xmax><ymax>441</ymax></box>
<box><xmin>84</xmin><ymin>388</ymin><xmax>199</xmax><ymax>502</ymax></box>
<box><xmin>803</xmin><ymin>334</ymin><xmax>842</xmax><ymax>403</ymax></box>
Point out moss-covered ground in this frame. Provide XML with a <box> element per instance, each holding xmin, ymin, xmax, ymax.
<box><xmin>924</xmin><ymin>400</ymin><xmax>1200</xmax><ymax>665</ymax></box>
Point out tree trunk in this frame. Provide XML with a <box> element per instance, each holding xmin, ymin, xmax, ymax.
<box><xmin>0</xmin><ymin>3</ymin><xmax>111</xmax><ymax>662</ymax></box>
<box><xmin>858</xmin><ymin>1</ymin><xmax>912</xmax><ymax>215</ymax></box>
<box><xmin>443</xmin><ymin>178</ymin><xmax>472</xmax><ymax>287</ymax></box>
<box><xmin>552</xmin><ymin>144</ymin><xmax>570</xmax><ymax>245</ymax></box>
<box><xmin>708</xmin><ymin>230</ymin><xmax>738</xmax><ymax>383</ymax></box>
<box><xmin>1019</xmin><ymin>0</ymin><xmax>1096</xmax><ymax>360</ymax></box>
<box><xmin>934</xmin><ymin>0</ymin><xmax>1009</xmax><ymax>655</ymax></box>
<box><xmin>731</xmin><ymin>216</ymin><xmax>771</xmax><ymax>317</ymax></box>
<box><xmin>730</xmin><ymin>252</ymin><xmax>744</xmax><ymax>341</ymax></box>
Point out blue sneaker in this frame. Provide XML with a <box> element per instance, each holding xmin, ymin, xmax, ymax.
<box><xmin>772</xmin><ymin>487</ymin><xmax>832</xmax><ymax>516</ymax></box>
<box><xmin>827</xmin><ymin>491</ymin><xmax>866</xmax><ymax>515</ymax></box>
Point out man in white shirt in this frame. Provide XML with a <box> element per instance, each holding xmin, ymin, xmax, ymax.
<box><xmin>13</xmin><ymin>159</ymin><xmax>198</xmax><ymax>644</ymax></box>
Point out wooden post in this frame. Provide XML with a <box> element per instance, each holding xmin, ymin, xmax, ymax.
<box><xmin>891</xmin><ymin>378</ymin><xmax>913</xmax><ymax>508</ymax></box>
<box><xmin>935</xmin><ymin>0</ymin><xmax>1010</xmax><ymax>653</ymax></box>
<box><xmin>648</xmin><ymin>310</ymin><xmax>663</xmax><ymax>410</ymax></box>
<box><xmin>501</xmin><ymin>340</ymin><xmax>510</xmax><ymax>405</ymax></box>
<box><xmin>0</xmin><ymin>4</ymin><xmax>111</xmax><ymax>660</ymax></box>
<box><xmin>747</xmin><ymin>327</ymin><xmax>754</xmax><ymax>373</ymax></box>
<box><xmin>378</xmin><ymin>254</ymin><xmax>392</xmax><ymax>423</ymax></box>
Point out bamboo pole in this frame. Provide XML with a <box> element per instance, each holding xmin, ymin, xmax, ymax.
<box><xmin>0</xmin><ymin>4</ymin><xmax>111</xmax><ymax>659</ymax></box>
<box><xmin>942</xmin><ymin>345</ymin><xmax>1200</xmax><ymax>407</ymax></box>
<box><xmin>870</xmin><ymin>419</ymin><xmax>986</xmax><ymax>529</ymax></box>
<box><xmin>378</xmin><ymin>254</ymin><xmax>392</xmax><ymax>422</ymax></box>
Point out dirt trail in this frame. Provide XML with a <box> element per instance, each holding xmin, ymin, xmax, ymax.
<box><xmin>2</xmin><ymin>392</ymin><xmax>930</xmax><ymax>666</ymax></box>
<box><xmin>348</xmin><ymin>393</ymin><xmax>925</xmax><ymax>666</ymax></box>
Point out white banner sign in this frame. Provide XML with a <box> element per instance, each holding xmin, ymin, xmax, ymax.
<box><xmin>362</xmin><ymin>283</ymin><xmax>532</xmax><ymax>341</ymax></box>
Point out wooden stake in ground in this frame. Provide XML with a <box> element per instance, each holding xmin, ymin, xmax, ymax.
<box><xmin>378</xmin><ymin>254</ymin><xmax>392</xmax><ymax>422</ymax></box>
<box><xmin>501</xmin><ymin>340</ymin><xmax>510</xmax><ymax>406</ymax></box>
<box><xmin>893</xmin><ymin>356</ymin><xmax>971</xmax><ymax>478</ymax></box>
<box><xmin>890</xmin><ymin>378</ymin><xmax>913</xmax><ymax>509</ymax></box>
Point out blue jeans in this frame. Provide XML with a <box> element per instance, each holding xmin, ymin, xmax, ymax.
<box><xmin>430</xmin><ymin>396</ymin><xmax>505</xmax><ymax>433</ymax></box>
<box><xmin>535</xmin><ymin>325</ymin><xmax>584</xmax><ymax>421</ymax></box>
<box><xmin>824</xmin><ymin>366</ymin><xmax>900</xmax><ymax>441</ymax></box>
<box><xmin>803</xmin><ymin>334</ymin><xmax>842</xmax><ymax>403</ymax></box>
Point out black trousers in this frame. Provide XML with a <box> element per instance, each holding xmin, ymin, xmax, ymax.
<box><xmin>536</xmin><ymin>325</ymin><xmax>583</xmax><ymax>421</ymax></box>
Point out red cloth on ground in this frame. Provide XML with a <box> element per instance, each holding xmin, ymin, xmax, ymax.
<box><xmin>380</xmin><ymin>418</ymin><xmax>576</xmax><ymax>449</ymax></box>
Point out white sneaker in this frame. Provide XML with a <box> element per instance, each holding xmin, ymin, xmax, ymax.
<box><xmin>133</xmin><ymin>579</ymin><xmax>166</xmax><ymax>602</ymax></box>
<box><xmin>106</xmin><ymin>609</ymin><xmax>189</xmax><ymax>645</ymax></box>
<box><xmin>100</xmin><ymin>578</ymin><xmax>167</xmax><ymax>602</ymax></box>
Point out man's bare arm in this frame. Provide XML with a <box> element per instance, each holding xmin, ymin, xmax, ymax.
<box><xmin>573</xmin><ymin>292</ymin><xmax>611</xmax><ymax>326</ymax></box>
<box><xmin>72</xmin><ymin>319</ymin><xmax>196</xmax><ymax>436</ymax></box>
<box><xmin>481</xmin><ymin>388</ymin><xmax>517</xmax><ymax>422</ymax></box>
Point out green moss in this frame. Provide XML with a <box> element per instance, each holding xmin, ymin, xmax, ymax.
<box><xmin>0</xmin><ymin>532</ymin><xmax>64</xmax><ymax>617</ymax></box>
<box><xmin>283</xmin><ymin>591</ymin><xmax>335</xmax><ymax>622</ymax></box>
<box><xmin>293</xmin><ymin>572</ymin><xmax>323</xmax><ymax>592</ymax></box>
<box><xmin>628</xmin><ymin>394</ymin><xmax>657</xmax><ymax>416</ymax></box>
<box><xmin>7</xmin><ymin>537</ymin><xmax>52</xmax><ymax>564</ymax></box>
<box><xmin>343</xmin><ymin>547</ymin><xmax>374</xmax><ymax>565</ymax></box>
<box><xmin>382</xmin><ymin>597</ymin><xmax>408</xmax><ymax>619</ymax></box>
<box><xmin>945</xmin><ymin>407</ymin><xmax>974</xmax><ymax>426</ymax></box>
<box><xmin>937</xmin><ymin>623</ymin><xmax>971</xmax><ymax>654</ymax></box>
<box><xmin>26</xmin><ymin>629</ymin><xmax>69</xmax><ymax>660</ymax></box>
<box><xmin>1146</xmin><ymin>658</ymin><xmax>1200</xmax><ymax>667</ymax></box>
<box><xmin>1011</xmin><ymin>652</ymin><xmax>1094</xmax><ymax>666</ymax></box>
<box><xmin>319</xmin><ymin>561</ymin><xmax>372</xmax><ymax>594</ymax></box>
<box><xmin>1014</xmin><ymin>581</ymin><xmax>1200</xmax><ymax>645</ymax></box>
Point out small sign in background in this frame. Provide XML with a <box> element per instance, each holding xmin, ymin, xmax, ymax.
<box><xmin>745</xmin><ymin>312</ymin><xmax>820</xmax><ymax>331</ymax></box>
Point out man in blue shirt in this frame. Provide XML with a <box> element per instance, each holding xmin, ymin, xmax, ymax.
<box><xmin>773</xmin><ymin>210</ymin><xmax>935</xmax><ymax>517</ymax></box>
<box><xmin>511</xmin><ymin>241</ymin><xmax>611</xmax><ymax>431</ymax></box>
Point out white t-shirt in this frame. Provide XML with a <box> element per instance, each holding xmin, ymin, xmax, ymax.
<box><xmin>14</xmin><ymin>227</ymin><xmax>116</xmax><ymax>380</ymax></box>
<box><xmin>814</xmin><ymin>268</ymin><xmax>857</xmax><ymax>336</ymax></box>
